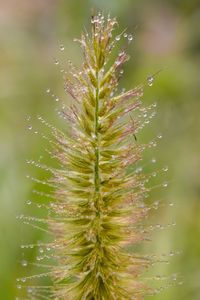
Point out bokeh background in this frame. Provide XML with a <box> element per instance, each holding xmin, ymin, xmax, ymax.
<box><xmin>0</xmin><ymin>0</ymin><xmax>200</xmax><ymax>299</ymax></box>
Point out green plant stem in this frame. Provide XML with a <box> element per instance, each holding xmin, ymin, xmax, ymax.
<box><xmin>94</xmin><ymin>70</ymin><xmax>100</xmax><ymax>214</ymax></box>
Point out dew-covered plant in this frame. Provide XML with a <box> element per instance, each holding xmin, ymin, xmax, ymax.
<box><xmin>16</xmin><ymin>12</ymin><xmax>178</xmax><ymax>300</ymax></box>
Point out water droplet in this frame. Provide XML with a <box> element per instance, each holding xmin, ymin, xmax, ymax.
<box><xmin>136</xmin><ymin>167</ymin><xmax>143</xmax><ymax>173</ymax></box>
<box><xmin>39</xmin><ymin>247</ymin><xmax>44</xmax><ymax>253</ymax></box>
<box><xmin>162</xmin><ymin>181</ymin><xmax>168</xmax><ymax>188</ymax></box>
<box><xmin>115</xmin><ymin>35</ymin><xmax>120</xmax><ymax>41</ymax></box>
<box><xmin>27</xmin><ymin>125</ymin><xmax>32</xmax><ymax>130</ymax></box>
<box><xmin>152</xmin><ymin>102</ymin><xmax>157</xmax><ymax>107</ymax></box>
<box><xmin>123</xmin><ymin>32</ymin><xmax>128</xmax><ymax>38</ymax></box>
<box><xmin>169</xmin><ymin>202</ymin><xmax>174</xmax><ymax>207</ymax></box>
<box><xmin>46</xmin><ymin>88</ymin><xmax>50</xmax><ymax>93</ymax></box>
<box><xmin>21</xmin><ymin>260</ymin><xmax>28</xmax><ymax>267</ymax></box>
<box><xmin>151</xmin><ymin>158</ymin><xmax>156</xmax><ymax>163</ymax></box>
<box><xmin>54</xmin><ymin>59</ymin><xmax>59</xmax><ymax>65</ymax></box>
<box><xmin>172</xmin><ymin>274</ymin><xmax>177</xmax><ymax>280</ymax></box>
<box><xmin>17</xmin><ymin>285</ymin><xmax>22</xmax><ymax>289</ymax></box>
<box><xmin>60</xmin><ymin>44</ymin><xmax>65</xmax><ymax>51</ymax></box>
<box><xmin>157</xmin><ymin>133</ymin><xmax>162</xmax><ymax>139</ymax></box>
<box><xmin>128</xmin><ymin>34</ymin><xmax>133</xmax><ymax>42</ymax></box>
<box><xmin>120</xmin><ymin>69</ymin><xmax>124</xmax><ymax>75</ymax></box>
<box><xmin>153</xmin><ymin>201</ymin><xmax>159</xmax><ymax>209</ymax></box>
<box><xmin>26</xmin><ymin>200</ymin><xmax>31</xmax><ymax>205</ymax></box>
<box><xmin>147</xmin><ymin>75</ymin><xmax>154</xmax><ymax>86</ymax></box>
<box><xmin>163</xmin><ymin>166</ymin><xmax>168</xmax><ymax>172</ymax></box>
<box><xmin>26</xmin><ymin>115</ymin><xmax>31</xmax><ymax>121</ymax></box>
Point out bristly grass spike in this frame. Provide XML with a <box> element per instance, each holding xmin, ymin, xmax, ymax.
<box><xmin>17</xmin><ymin>12</ymin><xmax>176</xmax><ymax>300</ymax></box>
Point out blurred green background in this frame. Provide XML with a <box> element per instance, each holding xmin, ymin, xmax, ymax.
<box><xmin>0</xmin><ymin>0</ymin><xmax>200</xmax><ymax>299</ymax></box>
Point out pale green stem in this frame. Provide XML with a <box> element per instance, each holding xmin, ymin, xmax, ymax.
<box><xmin>94</xmin><ymin>70</ymin><xmax>100</xmax><ymax>214</ymax></box>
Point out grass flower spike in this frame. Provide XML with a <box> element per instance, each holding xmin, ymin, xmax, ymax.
<box><xmin>18</xmin><ymin>12</ymin><xmax>166</xmax><ymax>300</ymax></box>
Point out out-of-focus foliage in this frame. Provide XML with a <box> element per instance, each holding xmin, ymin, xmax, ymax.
<box><xmin>0</xmin><ymin>1</ymin><xmax>199</xmax><ymax>299</ymax></box>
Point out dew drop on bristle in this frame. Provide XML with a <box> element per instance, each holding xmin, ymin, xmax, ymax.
<box><xmin>157</xmin><ymin>133</ymin><xmax>162</xmax><ymax>139</ymax></box>
<box><xmin>115</xmin><ymin>35</ymin><xmax>120</xmax><ymax>41</ymax></box>
<box><xmin>152</xmin><ymin>102</ymin><xmax>157</xmax><ymax>107</ymax></box>
<box><xmin>153</xmin><ymin>141</ymin><xmax>157</xmax><ymax>147</ymax></box>
<box><xmin>26</xmin><ymin>200</ymin><xmax>32</xmax><ymax>205</ymax></box>
<box><xmin>54</xmin><ymin>59</ymin><xmax>59</xmax><ymax>65</ymax></box>
<box><xmin>128</xmin><ymin>34</ymin><xmax>133</xmax><ymax>42</ymax></box>
<box><xmin>27</xmin><ymin>125</ymin><xmax>32</xmax><ymax>130</ymax></box>
<box><xmin>123</xmin><ymin>32</ymin><xmax>128</xmax><ymax>38</ymax></box>
<box><xmin>136</xmin><ymin>167</ymin><xmax>143</xmax><ymax>173</ymax></box>
<box><xmin>46</xmin><ymin>88</ymin><xmax>50</xmax><ymax>93</ymax></box>
<box><xmin>21</xmin><ymin>260</ymin><xmax>28</xmax><ymax>267</ymax></box>
<box><xmin>162</xmin><ymin>181</ymin><xmax>168</xmax><ymax>188</ymax></box>
<box><xmin>163</xmin><ymin>166</ymin><xmax>169</xmax><ymax>172</ymax></box>
<box><xmin>60</xmin><ymin>44</ymin><xmax>65</xmax><ymax>51</ymax></box>
<box><xmin>147</xmin><ymin>75</ymin><xmax>154</xmax><ymax>86</ymax></box>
